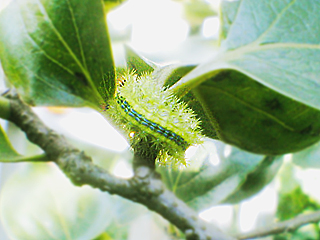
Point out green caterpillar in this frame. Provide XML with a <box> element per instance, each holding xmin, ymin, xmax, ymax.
<box><xmin>116</xmin><ymin>95</ymin><xmax>189</xmax><ymax>148</ymax></box>
<box><xmin>107</xmin><ymin>71</ymin><xmax>203</xmax><ymax>166</ymax></box>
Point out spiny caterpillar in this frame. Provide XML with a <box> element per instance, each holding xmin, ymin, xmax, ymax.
<box><xmin>116</xmin><ymin>95</ymin><xmax>189</xmax><ymax>148</ymax></box>
<box><xmin>107</xmin><ymin>71</ymin><xmax>203</xmax><ymax>166</ymax></box>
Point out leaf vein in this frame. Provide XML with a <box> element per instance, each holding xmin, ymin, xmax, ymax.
<box><xmin>35</xmin><ymin>0</ymin><xmax>92</xmax><ymax>83</ymax></box>
<box><xmin>211</xmin><ymin>85</ymin><xmax>296</xmax><ymax>131</ymax></box>
<box><xmin>65</xmin><ymin>0</ymin><xmax>88</xmax><ymax>70</ymax></box>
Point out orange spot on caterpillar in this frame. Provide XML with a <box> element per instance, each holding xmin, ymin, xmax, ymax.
<box><xmin>100</xmin><ymin>102</ymin><xmax>110</xmax><ymax>112</ymax></box>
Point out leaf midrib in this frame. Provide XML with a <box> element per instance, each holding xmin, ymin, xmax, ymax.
<box><xmin>206</xmin><ymin>84</ymin><xmax>296</xmax><ymax>132</ymax></box>
<box><xmin>35</xmin><ymin>0</ymin><xmax>95</xmax><ymax>90</ymax></box>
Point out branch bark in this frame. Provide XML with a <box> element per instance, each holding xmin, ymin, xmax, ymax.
<box><xmin>2</xmin><ymin>91</ymin><xmax>235</xmax><ymax>240</ymax></box>
<box><xmin>236</xmin><ymin>210</ymin><xmax>320</xmax><ymax>239</ymax></box>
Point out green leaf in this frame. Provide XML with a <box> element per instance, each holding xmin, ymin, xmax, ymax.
<box><xmin>163</xmin><ymin>65</ymin><xmax>320</xmax><ymax>154</ymax></box>
<box><xmin>167</xmin><ymin>0</ymin><xmax>320</xmax><ymax>154</ymax></box>
<box><xmin>292</xmin><ymin>142</ymin><xmax>320</xmax><ymax>169</ymax></box>
<box><xmin>192</xmin><ymin>70</ymin><xmax>320</xmax><ymax>154</ymax></box>
<box><xmin>125</xmin><ymin>46</ymin><xmax>156</xmax><ymax>75</ymax></box>
<box><xmin>0</xmin><ymin>0</ymin><xmax>115</xmax><ymax>107</ymax></box>
<box><xmin>274</xmin><ymin>160</ymin><xmax>320</xmax><ymax>239</ymax></box>
<box><xmin>0</xmin><ymin>124</ymin><xmax>46</xmax><ymax>162</ymax></box>
<box><xmin>277</xmin><ymin>187</ymin><xmax>320</xmax><ymax>221</ymax></box>
<box><xmin>103</xmin><ymin>0</ymin><xmax>127</xmax><ymax>12</ymax></box>
<box><xmin>158</xmin><ymin>140</ymin><xmax>270</xmax><ymax>211</ymax></box>
<box><xmin>93</xmin><ymin>232</ymin><xmax>112</xmax><ymax>240</ymax></box>
<box><xmin>0</xmin><ymin>125</ymin><xmax>20</xmax><ymax>160</ymax></box>
<box><xmin>174</xmin><ymin>0</ymin><xmax>320</xmax><ymax>111</ymax></box>
<box><xmin>0</xmin><ymin>96</ymin><xmax>10</xmax><ymax>119</ymax></box>
<box><xmin>0</xmin><ymin>163</ymin><xmax>113</xmax><ymax>240</ymax></box>
<box><xmin>93</xmin><ymin>233</ymin><xmax>112</xmax><ymax>240</ymax></box>
<box><xmin>157</xmin><ymin>64</ymin><xmax>196</xmax><ymax>88</ymax></box>
<box><xmin>223</xmin><ymin>155</ymin><xmax>283</xmax><ymax>204</ymax></box>
<box><xmin>160</xmin><ymin>64</ymin><xmax>221</xmax><ymax>139</ymax></box>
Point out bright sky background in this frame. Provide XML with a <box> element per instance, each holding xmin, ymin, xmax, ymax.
<box><xmin>108</xmin><ymin>0</ymin><xmax>189</xmax><ymax>53</ymax></box>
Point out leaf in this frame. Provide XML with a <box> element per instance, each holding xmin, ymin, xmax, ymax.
<box><xmin>275</xmin><ymin>186</ymin><xmax>320</xmax><ymax>240</ymax></box>
<box><xmin>223</xmin><ymin>155</ymin><xmax>283</xmax><ymax>204</ymax></box>
<box><xmin>0</xmin><ymin>96</ymin><xmax>10</xmax><ymax>119</ymax></box>
<box><xmin>125</xmin><ymin>46</ymin><xmax>156</xmax><ymax>75</ymax></box>
<box><xmin>160</xmin><ymin>64</ymin><xmax>221</xmax><ymax>139</ymax></box>
<box><xmin>292</xmin><ymin>142</ymin><xmax>320</xmax><ymax>168</ymax></box>
<box><xmin>277</xmin><ymin>187</ymin><xmax>320</xmax><ymax>221</ymax></box>
<box><xmin>0</xmin><ymin>125</ymin><xmax>20</xmax><ymax>160</ymax></box>
<box><xmin>94</xmin><ymin>232</ymin><xmax>112</xmax><ymax>240</ymax></box>
<box><xmin>165</xmin><ymin>0</ymin><xmax>320</xmax><ymax>154</ymax></box>
<box><xmin>162</xmin><ymin>65</ymin><xmax>320</xmax><ymax>154</ymax></box>
<box><xmin>0</xmin><ymin>0</ymin><xmax>115</xmax><ymax>107</ymax></box>
<box><xmin>173</xmin><ymin>0</ymin><xmax>320</xmax><ymax>111</ymax></box>
<box><xmin>103</xmin><ymin>0</ymin><xmax>127</xmax><ymax>12</ymax></box>
<box><xmin>0</xmin><ymin>124</ymin><xmax>46</xmax><ymax>162</ymax></box>
<box><xmin>192</xmin><ymin>70</ymin><xmax>320</xmax><ymax>154</ymax></box>
<box><xmin>158</xmin><ymin>140</ymin><xmax>271</xmax><ymax>211</ymax></box>
<box><xmin>0</xmin><ymin>163</ymin><xmax>113</xmax><ymax>240</ymax></box>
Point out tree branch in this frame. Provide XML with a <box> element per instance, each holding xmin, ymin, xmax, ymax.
<box><xmin>236</xmin><ymin>210</ymin><xmax>320</xmax><ymax>239</ymax></box>
<box><xmin>1</xmin><ymin>91</ymin><xmax>235</xmax><ymax>240</ymax></box>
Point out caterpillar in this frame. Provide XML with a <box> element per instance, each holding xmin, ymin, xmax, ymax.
<box><xmin>106</xmin><ymin>71</ymin><xmax>203</xmax><ymax>166</ymax></box>
<box><xmin>116</xmin><ymin>95</ymin><xmax>189</xmax><ymax>148</ymax></box>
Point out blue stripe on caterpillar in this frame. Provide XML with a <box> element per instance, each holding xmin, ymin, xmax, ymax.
<box><xmin>116</xmin><ymin>95</ymin><xmax>189</xmax><ymax>149</ymax></box>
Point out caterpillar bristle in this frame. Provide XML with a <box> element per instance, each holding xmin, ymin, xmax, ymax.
<box><xmin>106</xmin><ymin>70</ymin><xmax>203</xmax><ymax>166</ymax></box>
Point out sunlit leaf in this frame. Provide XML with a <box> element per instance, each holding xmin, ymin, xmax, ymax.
<box><xmin>176</xmin><ymin>0</ymin><xmax>320</xmax><ymax>111</ymax></box>
<box><xmin>166</xmin><ymin>0</ymin><xmax>320</xmax><ymax>154</ymax></box>
<box><xmin>163</xmin><ymin>66</ymin><xmax>320</xmax><ymax>154</ymax></box>
<box><xmin>0</xmin><ymin>0</ymin><xmax>115</xmax><ymax>107</ymax></box>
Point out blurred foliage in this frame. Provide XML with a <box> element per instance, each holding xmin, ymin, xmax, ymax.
<box><xmin>277</xmin><ymin>187</ymin><xmax>320</xmax><ymax>221</ymax></box>
<box><xmin>158</xmin><ymin>140</ymin><xmax>283</xmax><ymax>211</ymax></box>
<box><xmin>181</xmin><ymin>0</ymin><xmax>217</xmax><ymax>34</ymax></box>
<box><xmin>274</xmin><ymin>160</ymin><xmax>320</xmax><ymax>240</ymax></box>
<box><xmin>292</xmin><ymin>142</ymin><xmax>320</xmax><ymax>169</ymax></box>
<box><xmin>274</xmin><ymin>226</ymin><xmax>320</xmax><ymax>240</ymax></box>
<box><xmin>0</xmin><ymin>164</ymin><xmax>113</xmax><ymax>240</ymax></box>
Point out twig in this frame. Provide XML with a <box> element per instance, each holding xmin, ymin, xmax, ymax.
<box><xmin>236</xmin><ymin>210</ymin><xmax>320</xmax><ymax>239</ymax></box>
<box><xmin>1</xmin><ymin>92</ymin><xmax>235</xmax><ymax>240</ymax></box>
